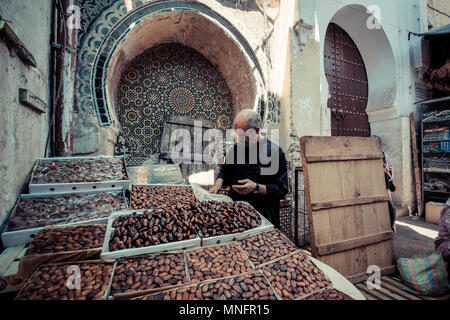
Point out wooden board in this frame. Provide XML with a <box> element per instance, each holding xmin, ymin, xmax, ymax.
<box><xmin>159</xmin><ymin>116</ymin><xmax>217</xmax><ymax>187</ymax></box>
<box><xmin>300</xmin><ymin>137</ymin><xmax>395</xmax><ymax>279</ymax></box>
<box><xmin>410</xmin><ymin>113</ymin><xmax>423</xmax><ymax>217</ymax></box>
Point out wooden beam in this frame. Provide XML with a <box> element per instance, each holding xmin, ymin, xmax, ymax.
<box><xmin>306</xmin><ymin>153</ymin><xmax>383</xmax><ymax>162</ymax></box>
<box><xmin>410</xmin><ymin>113</ymin><xmax>423</xmax><ymax>217</ymax></box>
<box><xmin>166</xmin><ymin>116</ymin><xmax>214</xmax><ymax>128</ymax></box>
<box><xmin>317</xmin><ymin>232</ymin><xmax>393</xmax><ymax>256</ymax></box>
<box><xmin>312</xmin><ymin>196</ymin><xmax>389</xmax><ymax>211</ymax></box>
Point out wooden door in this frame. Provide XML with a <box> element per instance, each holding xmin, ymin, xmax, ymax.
<box><xmin>324</xmin><ymin>23</ymin><xmax>370</xmax><ymax>137</ymax></box>
<box><xmin>300</xmin><ymin>136</ymin><xmax>395</xmax><ymax>282</ymax></box>
<box><xmin>159</xmin><ymin>116</ymin><xmax>219</xmax><ymax>187</ymax></box>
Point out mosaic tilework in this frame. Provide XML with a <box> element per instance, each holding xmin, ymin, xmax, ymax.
<box><xmin>114</xmin><ymin>43</ymin><xmax>234</xmax><ymax>166</ymax></box>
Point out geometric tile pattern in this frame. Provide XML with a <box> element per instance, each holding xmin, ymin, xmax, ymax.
<box><xmin>114</xmin><ymin>43</ymin><xmax>234</xmax><ymax>166</ymax></box>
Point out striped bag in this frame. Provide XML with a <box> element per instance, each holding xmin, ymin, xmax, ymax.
<box><xmin>397</xmin><ymin>251</ymin><xmax>448</xmax><ymax>296</ymax></box>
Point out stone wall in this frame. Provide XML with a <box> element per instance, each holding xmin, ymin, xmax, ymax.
<box><xmin>0</xmin><ymin>0</ymin><xmax>52</xmax><ymax>227</ymax></box>
<box><xmin>428</xmin><ymin>0</ymin><xmax>450</xmax><ymax>29</ymax></box>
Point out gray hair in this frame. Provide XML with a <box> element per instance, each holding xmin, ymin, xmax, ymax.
<box><xmin>236</xmin><ymin>109</ymin><xmax>262</xmax><ymax>129</ymax></box>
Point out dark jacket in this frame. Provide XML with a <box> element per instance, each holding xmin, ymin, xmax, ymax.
<box><xmin>217</xmin><ymin>138</ymin><xmax>289</xmax><ymax>228</ymax></box>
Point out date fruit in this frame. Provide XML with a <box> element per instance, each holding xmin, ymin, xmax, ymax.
<box><xmin>262</xmin><ymin>252</ymin><xmax>332</xmax><ymax>300</ymax></box>
<box><xmin>109</xmin><ymin>207</ymin><xmax>197</xmax><ymax>251</ymax></box>
<box><xmin>26</xmin><ymin>225</ymin><xmax>106</xmax><ymax>255</ymax></box>
<box><xmin>190</xmin><ymin>201</ymin><xmax>261</xmax><ymax>237</ymax></box>
<box><xmin>185</xmin><ymin>244</ymin><xmax>253</xmax><ymax>283</ymax></box>
<box><xmin>239</xmin><ymin>230</ymin><xmax>298</xmax><ymax>267</ymax></box>
<box><xmin>200</xmin><ymin>273</ymin><xmax>277</xmax><ymax>300</ymax></box>
<box><xmin>303</xmin><ymin>288</ymin><xmax>353</xmax><ymax>300</ymax></box>
<box><xmin>131</xmin><ymin>186</ymin><xmax>196</xmax><ymax>209</ymax></box>
<box><xmin>31</xmin><ymin>158</ymin><xmax>128</xmax><ymax>184</ymax></box>
<box><xmin>6</xmin><ymin>190</ymin><xmax>127</xmax><ymax>231</ymax></box>
<box><xmin>134</xmin><ymin>285</ymin><xmax>201</xmax><ymax>300</ymax></box>
<box><xmin>111</xmin><ymin>253</ymin><xmax>187</xmax><ymax>295</ymax></box>
<box><xmin>15</xmin><ymin>262</ymin><xmax>114</xmax><ymax>300</ymax></box>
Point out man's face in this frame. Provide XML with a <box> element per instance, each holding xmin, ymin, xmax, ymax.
<box><xmin>233</xmin><ymin>116</ymin><xmax>259</xmax><ymax>147</ymax></box>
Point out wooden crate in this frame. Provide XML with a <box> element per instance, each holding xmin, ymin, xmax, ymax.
<box><xmin>300</xmin><ymin>136</ymin><xmax>395</xmax><ymax>280</ymax></box>
<box><xmin>0</xmin><ymin>245</ymin><xmax>28</xmax><ymax>294</ymax></box>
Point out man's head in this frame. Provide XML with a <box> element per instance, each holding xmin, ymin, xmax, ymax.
<box><xmin>233</xmin><ymin>109</ymin><xmax>262</xmax><ymax>146</ymax></box>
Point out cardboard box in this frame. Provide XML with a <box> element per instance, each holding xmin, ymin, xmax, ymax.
<box><xmin>425</xmin><ymin>202</ymin><xmax>445</xmax><ymax>225</ymax></box>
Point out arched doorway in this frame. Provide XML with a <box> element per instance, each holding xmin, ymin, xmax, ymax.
<box><xmin>324</xmin><ymin>23</ymin><xmax>370</xmax><ymax>137</ymax></box>
<box><xmin>114</xmin><ymin>43</ymin><xmax>234</xmax><ymax>166</ymax></box>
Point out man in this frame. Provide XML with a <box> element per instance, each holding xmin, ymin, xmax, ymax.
<box><xmin>209</xmin><ymin>110</ymin><xmax>288</xmax><ymax>228</ymax></box>
<box><xmin>435</xmin><ymin>197</ymin><xmax>450</xmax><ymax>276</ymax></box>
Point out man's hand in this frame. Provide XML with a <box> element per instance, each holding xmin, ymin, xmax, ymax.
<box><xmin>209</xmin><ymin>185</ymin><xmax>221</xmax><ymax>194</ymax></box>
<box><xmin>209</xmin><ymin>178</ymin><xmax>224</xmax><ymax>194</ymax></box>
<box><xmin>232</xmin><ymin>179</ymin><xmax>257</xmax><ymax>195</ymax></box>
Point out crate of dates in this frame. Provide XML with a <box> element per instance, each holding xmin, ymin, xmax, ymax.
<box><xmin>184</xmin><ymin>243</ymin><xmax>254</xmax><ymax>284</ymax></box>
<box><xmin>132</xmin><ymin>285</ymin><xmax>202</xmax><ymax>300</ymax></box>
<box><xmin>199</xmin><ymin>271</ymin><xmax>279</xmax><ymax>300</ymax></box>
<box><xmin>15</xmin><ymin>260</ymin><xmax>116</xmax><ymax>300</ymax></box>
<box><xmin>130</xmin><ymin>184</ymin><xmax>196</xmax><ymax>210</ymax></box>
<box><xmin>192</xmin><ymin>201</ymin><xmax>274</xmax><ymax>247</ymax></box>
<box><xmin>261</xmin><ymin>251</ymin><xmax>333</xmax><ymax>300</ymax></box>
<box><xmin>28</xmin><ymin>156</ymin><xmax>130</xmax><ymax>194</ymax></box>
<box><xmin>101</xmin><ymin>207</ymin><xmax>201</xmax><ymax>259</ymax></box>
<box><xmin>238</xmin><ymin>229</ymin><xmax>298</xmax><ymax>268</ymax></box>
<box><xmin>1</xmin><ymin>189</ymin><xmax>128</xmax><ymax>247</ymax></box>
<box><xmin>300</xmin><ymin>288</ymin><xmax>354</xmax><ymax>300</ymax></box>
<box><xmin>110</xmin><ymin>253</ymin><xmax>189</xmax><ymax>300</ymax></box>
<box><xmin>17</xmin><ymin>224</ymin><xmax>107</xmax><ymax>279</ymax></box>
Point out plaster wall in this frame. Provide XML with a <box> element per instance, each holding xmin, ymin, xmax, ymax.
<box><xmin>289</xmin><ymin>0</ymin><xmax>426</xmax><ymax>211</ymax></box>
<box><xmin>0</xmin><ymin>0</ymin><xmax>52</xmax><ymax>227</ymax></box>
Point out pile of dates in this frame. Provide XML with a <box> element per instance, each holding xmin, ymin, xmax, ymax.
<box><xmin>16</xmin><ymin>262</ymin><xmax>114</xmax><ymax>300</ymax></box>
<box><xmin>109</xmin><ymin>206</ymin><xmax>197</xmax><ymax>251</ymax></box>
<box><xmin>239</xmin><ymin>230</ymin><xmax>298</xmax><ymax>267</ymax></box>
<box><xmin>200</xmin><ymin>273</ymin><xmax>277</xmax><ymax>300</ymax></box>
<box><xmin>303</xmin><ymin>288</ymin><xmax>353</xmax><ymax>300</ymax></box>
<box><xmin>262</xmin><ymin>252</ymin><xmax>332</xmax><ymax>300</ymax></box>
<box><xmin>131</xmin><ymin>186</ymin><xmax>196</xmax><ymax>209</ymax></box>
<box><xmin>190</xmin><ymin>201</ymin><xmax>262</xmax><ymax>237</ymax></box>
<box><xmin>31</xmin><ymin>158</ymin><xmax>128</xmax><ymax>184</ymax></box>
<box><xmin>6</xmin><ymin>191</ymin><xmax>126</xmax><ymax>231</ymax></box>
<box><xmin>111</xmin><ymin>253</ymin><xmax>187</xmax><ymax>295</ymax></box>
<box><xmin>185</xmin><ymin>244</ymin><xmax>253</xmax><ymax>283</ymax></box>
<box><xmin>26</xmin><ymin>225</ymin><xmax>106</xmax><ymax>255</ymax></box>
<box><xmin>134</xmin><ymin>286</ymin><xmax>202</xmax><ymax>300</ymax></box>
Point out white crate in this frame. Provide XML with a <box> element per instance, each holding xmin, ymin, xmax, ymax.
<box><xmin>1</xmin><ymin>189</ymin><xmax>128</xmax><ymax>248</ymax></box>
<box><xmin>28</xmin><ymin>156</ymin><xmax>130</xmax><ymax>194</ymax></box>
<box><xmin>100</xmin><ymin>210</ymin><xmax>201</xmax><ymax>260</ymax></box>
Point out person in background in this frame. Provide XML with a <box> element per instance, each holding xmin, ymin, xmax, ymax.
<box><xmin>383</xmin><ymin>151</ymin><xmax>397</xmax><ymax>233</ymax></box>
<box><xmin>372</xmin><ymin>136</ymin><xmax>397</xmax><ymax>233</ymax></box>
<box><xmin>435</xmin><ymin>197</ymin><xmax>450</xmax><ymax>277</ymax></box>
<box><xmin>209</xmin><ymin>110</ymin><xmax>289</xmax><ymax>228</ymax></box>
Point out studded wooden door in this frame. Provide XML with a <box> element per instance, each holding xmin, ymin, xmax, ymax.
<box><xmin>324</xmin><ymin>23</ymin><xmax>370</xmax><ymax>137</ymax></box>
